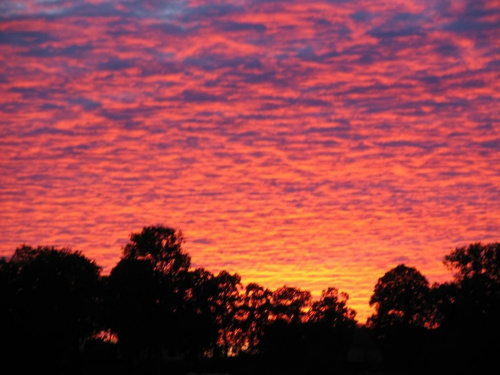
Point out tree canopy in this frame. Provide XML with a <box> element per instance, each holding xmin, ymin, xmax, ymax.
<box><xmin>2</xmin><ymin>245</ymin><xmax>101</xmax><ymax>370</ymax></box>
<box><xmin>368</xmin><ymin>264</ymin><xmax>432</xmax><ymax>329</ymax></box>
<box><xmin>1</xmin><ymin>227</ymin><xmax>499</xmax><ymax>374</ymax></box>
<box><xmin>123</xmin><ymin>225</ymin><xmax>191</xmax><ymax>278</ymax></box>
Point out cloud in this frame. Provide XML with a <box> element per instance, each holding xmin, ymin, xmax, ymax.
<box><xmin>0</xmin><ymin>0</ymin><xmax>499</xmax><ymax>323</ymax></box>
<box><xmin>0</xmin><ymin>30</ymin><xmax>55</xmax><ymax>45</ymax></box>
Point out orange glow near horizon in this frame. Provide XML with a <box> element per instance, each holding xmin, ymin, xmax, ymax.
<box><xmin>1</xmin><ymin>0</ymin><xmax>499</xmax><ymax>324</ymax></box>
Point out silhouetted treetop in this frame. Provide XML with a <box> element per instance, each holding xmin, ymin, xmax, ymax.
<box><xmin>123</xmin><ymin>225</ymin><xmax>190</xmax><ymax>277</ymax></box>
<box><xmin>309</xmin><ymin>287</ymin><xmax>357</xmax><ymax>328</ymax></box>
<box><xmin>271</xmin><ymin>286</ymin><xmax>311</xmax><ymax>324</ymax></box>
<box><xmin>369</xmin><ymin>264</ymin><xmax>431</xmax><ymax>329</ymax></box>
<box><xmin>240</xmin><ymin>282</ymin><xmax>273</xmax><ymax>353</ymax></box>
<box><xmin>444</xmin><ymin>242</ymin><xmax>500</xmax><ymax>283</ymax></box>
<box><xmin>3</xmin><ymin>234</ymin><xmax>500</xmax><ymax>373</ymax></box>
<box><xmin>3</xmin><ymin>245</ymin><xmax>102</xmax><ymax>369</ymax></box>
<box><xmin>439</xmin><ymin>242</ymin><xmax>500</xmax><ymax>327</ymax></box>
<box><xmin>9</xmin><ymin>245</ymin><xmax>101</xmax><ymax>295</ymax></box>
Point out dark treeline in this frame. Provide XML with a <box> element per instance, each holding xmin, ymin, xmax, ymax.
<box><xmin>1</xmin><ymin>225</ymin><xmax>499</xmax><ymax>374</ymax></box>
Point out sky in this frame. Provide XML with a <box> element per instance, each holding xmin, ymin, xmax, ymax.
<box><xmin>1</xmin><ymin>0</ymin><xmax>499</xmax><ymax>324</ymax></box>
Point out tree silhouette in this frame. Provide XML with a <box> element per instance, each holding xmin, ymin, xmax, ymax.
<box><xmin>309</xmin><ymin>287</ymin><xmax>357</xmax><ymax>329</ymax></box>
<box><xmin>271</xmin><ymin>286</ymin><xmax>311</xmax><ymax>324</ymax></box>
<box><xmin>302</xmin><ymin>288</ymin><xmax>358</xmax><ymax>369</ymax></box>
<box><xmin>4</xmin><ymin>245</ymin><xmax>101</xmax><ymax>371</ymax></box>
<box><xmin>11</xmin><ymin>232</ymin><xmax>499</xmax><ymax>373</ymax></box>
<box><xmin>367</xmin><ymin>264</ymin><xmax>434</xmax><ymax>371</ymax></box>
<box><xmin>435</xmin><ymin>242</ymin><xmax>500</xmax><ymax>369</ymax></box>
<box><xmin>0</xmin><ymin>256</ymin><xmax>18</xmax><ymax>365</ymax></box>
<box><xmin>105</xmin><ymin>225</ymin><xmax>193</xmax><ymax>364</ymax></box>
<box><xmin>103</xmin><ymin>257</ymin><xmax>159</xmax><ymax>362</ymax></box>
<box><xmin>444</xmin><ymin>242</ymin><xmax>500</xmax><ymax>283</ymax></box>
<box><xmin>368</xmin><ymin>264</ymin><xmax>432</xmax><ymax>330</ymax></box>
<box><xmin>212</xmin><ymin>270</ymin><xmax>244</xmax><ymax>358</ymax></box>
<box><xmin>123</xmin><ymin>225</ymin><xmax>190</xmax><ymax>278</ymax></box>
<box><xmin>256</xmin><ymin>286</ymin><xmax>312</xmax><ymax>369</ymax></box>
<box><xmin>441</xmin><ymin>242</ymin><xmax>500</xmax><ymax>331</ymax></box>
<box><xmin>181</xmin><ymin>267</ymin><xmax>220</xmax><ymax>361</ymax></box>
<box><xmin>240</xmin><ymin>282</ymin><xmax>273</xmax><ymax>354</ymax></box>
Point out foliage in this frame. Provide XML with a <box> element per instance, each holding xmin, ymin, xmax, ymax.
<box><xmin>106</xmin><ymin>225</ymin><xmax>193</xmax><ymax>361</ymax></box>
<box><xmin>271</xmin><ymin>286</ymin><xmax>311</xmax><ymax>324</ymax></box>
<box><xmin>212</xmin><ymin>270</ymin><xmax>244</xmax><ymax>357</ymax></box>
<box><xmin>3</xmin><ymin>228</ymin><xmax>499</xmax><ymax>373</ymax></box>
<box><xmin>123</xmin><ymin>225</ymin><xmax>190</xmax><ymax>278</ymax></box>
<box><xmin>2</xmin><ymin>245</ymin><xmax>101</xmax><ymax>370</ymax></box>
<box><xmin>240</xmin><ymin>282</ymin><xmax>273</xmax><ymax>353</ymax></box>
<box><xmin>103</xmin><ymin>258</ymin><xmax>159</xmax><ymax>361</ymax></box>
<box><xmin>436</xmin><ymin>243</ymin><xmax>500</xmax><ymax>364</ymax></box>
<box><xmin>368</xmin><ymin>264</ymin><xmax>432</xmax><ymax>329</ymax></box>
<box><xmin>309</xmin><ymin>287</ymin><xmax>357</xmax><ymax>329</ymax></box>
<box><xmin>181</xmin><ymin>267</ymin><xmax>220</xmax><ymax>359</ymax></box>
<box><xmin>439</xmin><ymin>242</ymin><xmax>500</xmax><ymax>327</ymax></box>
<box><xmin>444</xmin><ymin>242</ymin><xmax>500</xmax><ymax>284</ymax></box>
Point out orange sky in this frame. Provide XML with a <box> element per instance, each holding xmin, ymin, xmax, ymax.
<box><xmin>1</xmin><ymin>0</ymin><xmax>499</xmax><ymax>324</ymax></box>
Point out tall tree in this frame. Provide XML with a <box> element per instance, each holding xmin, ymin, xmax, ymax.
<box><xmin>258</xmin><ymin>286</ymin><xmax>311</xmax><ymax>367</ymax></box>
<box><xmin>123</xmin><ymin>225</ymin><xmax>190</xmax><ymax>278</ymax></box>
<box><xmin>103</xmin><ymin>258</ymin><xmax>159</xmax><ymax>361</ymax></box>
<box><xmin>368</xmin><ymin>264</ymin><xmax>432</xmax><ymax>330</ymax></box>
<box><xmin>439</xmin><ymin>242</ymin><xmax>500</xmax><ymax>330</ymax></box>
<box><xmin>5</xmin><ymin>245</ymin><xmax>101</xmax><ymax>370</ymax></box>
<box><xmin>181</xmin><ymin>267</ymin><xmax>220</xmax><ymax>361</ymax></box>
<box><xmin>212</xmin><ymin>270</ymin><xmax>244</xmax><ymax>357</ymax></box>
<box><xmin>444</xmin><ymin>242</ymin><xmax>500</xmax><ymax>285</ymax></box>
<box><xmin>240</xmin><ymin>282</ymin><xmax>273</xmax><ymax>353</ymax></box>
<box><xmin>271</xmin><ymin>286</ymin><xmax>312</xmax><ymax>324</ymax></box>
<box><xmin>437</xmin><ymin>242</ymin><xmax>500</xmax><ymax>367</ymax></box>
<box><xmin>105</xmin><ymin>225</ymin><xmax>192</xmax><ymax>361</ymax></box>
<box><xmin>367</xmin><ymin>264</ymin><xmax>434</xmax><ymax>370</ymax></box>
<box><xmin>309</xmin><ymin>287</ymin><xmax>357</xmax><ymax>329</ymax></box>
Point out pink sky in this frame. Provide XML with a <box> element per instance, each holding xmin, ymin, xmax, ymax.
<box><xmin>1</xmin><ymin>0</ymin><xmax>499</xmax><ymax>323</ymax></box>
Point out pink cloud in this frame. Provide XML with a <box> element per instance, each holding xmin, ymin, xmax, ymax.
<box><xmin>1</xmin><ymin>0</ymin><xmax>499</xmax><ymax>323</ymax></box>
